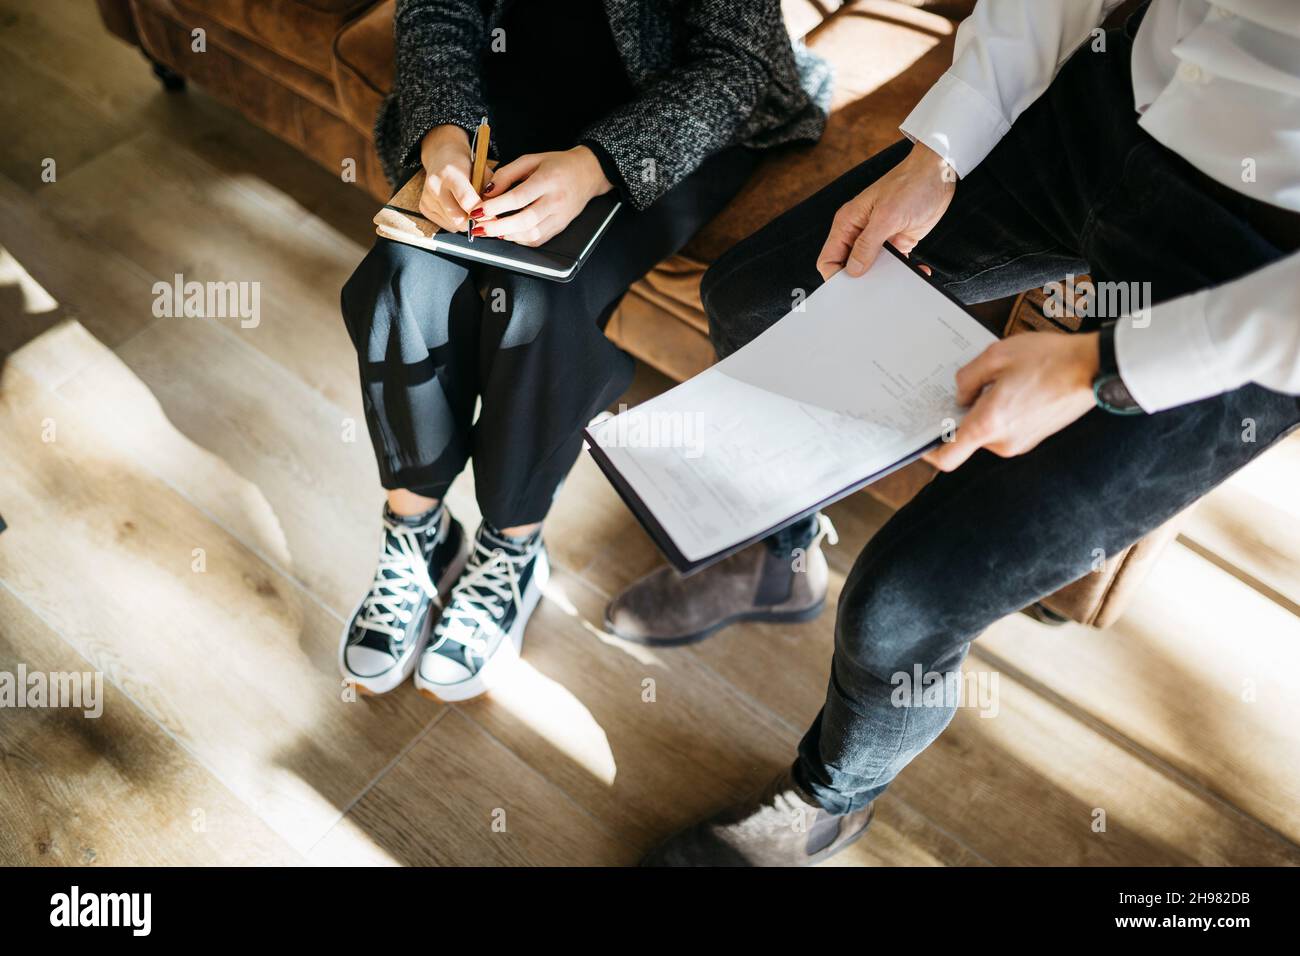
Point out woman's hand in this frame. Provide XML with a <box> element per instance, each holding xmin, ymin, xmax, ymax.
<box><xmin>923</xmin><ymin>332</ymin><xmax>1101</xmax><ymax>472</ymax></box>
<box><xmin>418</xmin><ymin>124</ymin><xmax>481</xmax><ymax>233</ymax></box>
<box><xmin>469</xmin><ymin>146</ymin><xmax>613</xmax><ymax>247</ymax></box>
<box><xmin>818</xmin><ymin>142</ymin><xmax>957</xmax><ymax>279</ymax></box>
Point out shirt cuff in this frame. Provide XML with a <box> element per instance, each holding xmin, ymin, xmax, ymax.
<box><xmin>898</xmin><ymin>72</ymin><xmax>1011</xmax><ymax>179</ymax></box>
<box><xmin>1114</xmin><ymin>291</ymin><xmax>1237</xmax><ymax>412</ymax></box>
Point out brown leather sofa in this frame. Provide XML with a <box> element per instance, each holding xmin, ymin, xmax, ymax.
<box><xmin>95</xmin><ymin>0</ymin><xmax>1182</xmax><ymax>626</ymax></box>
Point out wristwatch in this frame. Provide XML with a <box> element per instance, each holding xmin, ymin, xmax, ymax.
<box><xmin>1092</xmin><ymin>322</ymin><xmax>1143</xmax><ymax>415</ymax></box>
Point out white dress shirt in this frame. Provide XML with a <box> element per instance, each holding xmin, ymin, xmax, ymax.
<box><xmin>899</xmin><ymin>0</ymin><xmax>1300</xmax><ymax>412</ymax></box>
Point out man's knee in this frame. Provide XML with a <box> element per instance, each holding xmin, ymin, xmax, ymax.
<box><xmin>698</xmin><ymin>245</ymin><xmax>740</xmax><ymax>322</ymax></box>
<box><xmin>701</xmin><ymin>243</ymin><xmax>786</xmax><ymax>360</ymax></box>
<box><xmin>833</xmin><ymin>561</ymin><xmax>961</xmax><ymax>681</ymax></box>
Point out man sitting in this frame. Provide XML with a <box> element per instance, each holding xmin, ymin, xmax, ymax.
<box><xmin>609</xmin><ymin>0</ymin><xmax>1300</xmax><ymax>866</ymax></box>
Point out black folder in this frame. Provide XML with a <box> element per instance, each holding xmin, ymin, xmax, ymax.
<box><xmin>581</xmin><ymin>245</ymin><xmax>993</xmax><ymax>576</ymax></box>
<box><xmin>582</xmin><ymin>431</ymin><xmax>939</xmax><ymax>576</ymax></box>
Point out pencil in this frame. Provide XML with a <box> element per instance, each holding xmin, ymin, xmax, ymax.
<box><xmin>468</xmin><ymin>115</ymin><xmax>490</xmax><ymax>242</ymax></box>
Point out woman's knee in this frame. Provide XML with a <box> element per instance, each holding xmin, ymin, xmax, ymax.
<box><xmin>483</xmin><ymin>271</ymin><xmax>567</xmax><ymax>349</ymax></box>
<box><xmin>340</xmin><ymin>240</ymin><xmax>462</xmax><ymax>349</ymax></box>
<box><xmin>341</xmin><ymin>241</ymin><xmax>401</xmax><ymax>339</ymax></box>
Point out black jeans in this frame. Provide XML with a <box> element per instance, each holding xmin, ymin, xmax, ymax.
<box><xmin>701</xmin><ymin>21</ymin><xmax>1300</xmax><ymax>814</ymax></box>
<box><xmin>342</xmin><ymin>151</ymin><xmax>759</xmax><ymax>528</ymax></box>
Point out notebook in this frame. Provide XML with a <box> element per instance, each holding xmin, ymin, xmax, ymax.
<box><xmin>583</xmin><ymin>245</ymin><xmax>999</xmax><ymax>574</ymax></box>
<box><xmin>373</xmin><ymin>171</ymin><xmax>621</xmax><ymax>282</ymax></box>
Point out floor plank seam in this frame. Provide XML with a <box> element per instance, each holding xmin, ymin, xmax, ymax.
<box><xmin>94</xmin><ymin>248</ymin><xmax>365</xmax><ymax>435</ymax></box>
<box><xmin>36</xmin><ymin>369</ymin><xmax>353</xmax><ymax>633</ymax></box>
<box><xmin>448</xmin><ymin>703</ymin><xmax>644</xmax><ymax>857</ymax></box>
<box><xmin>1176</xmin><ymin>532</ymin><xmax>1300</xmax><ymax>619</ymax></box>
<box><xmin>44</xmin><ymin>267</ymin><xmax>386</xmax><ymax>630</ymax></box>
<box><xmin>7</xmin><ymin>133</ymin><xmax>371</xmax><ymax>430</ymax></box>
<box><xmin>165</xmin><ymin>93</ymin><xmax>369</xmax><ymax>222</ymax></box>
<box><xmin>559</xmin><ymin>564</ymin><xmax>997</xmax><ymax>865</ymax></box>
<box><xmin>0</xmin><ymin>577</ymin><xmax>311</xmax><ymax>864</ymax></box>
<box><xmin>304</xmin><ymin>706</ymin><xmax>452</xmax><ymax>859</ymax></box>
<box><xmin>969</xmin><ymin>642</ymin><xmax>1300</xmax><ymax>854</ymax></box>
<box><xmin>0</xmin><ymin>41</ymin><xmax>143</xmax><ymax>174</ymax></box>
<box><xmin>608</xmin><ymin>533</ymin><xmax>1300</xmax><ymax>859</ymax></box>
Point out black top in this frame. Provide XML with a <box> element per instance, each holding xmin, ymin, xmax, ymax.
<box><xmin>482</xmin><ymin>0</ymin><xmax>635</xmax><ymax>182</ymax></box>
<box><xmin>377</xmin><ymin>0</ymin><xmax>828</xmax><ymax>210</ymax></box>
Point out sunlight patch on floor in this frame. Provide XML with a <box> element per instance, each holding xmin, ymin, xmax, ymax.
<box><xmin>485</xmin><ymin>654</ymin><xmax>618</xmax><ymax>787</ymax></box>
<box><xmin>0</xmin><ymin>246</ymin><xmax>58</xmax><ymax>315</ymax></box>
<box><xmin>543</xmin><ymin>575</ymin><xmax>663</xmax><ymax>668</ymax></box>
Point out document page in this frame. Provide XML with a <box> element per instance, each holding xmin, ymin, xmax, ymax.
<box><xmin>587</xmin><ymin>251</ymin><xmax>998</xmax><ymax>564</ymax></box>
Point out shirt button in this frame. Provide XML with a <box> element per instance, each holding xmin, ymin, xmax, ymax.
<box><xmin>1178</xmin><ymin>61</ymin><xmax>1204</xmax><ymax>84</ymax></box>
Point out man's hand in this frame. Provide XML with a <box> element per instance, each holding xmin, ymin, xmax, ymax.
<box><xmin>924</xmin><ymin>332</ymin><xmax>1101</xmax><ymax>472</ymax></box>
<box><xmin>469</xmin><ymin>146</ymin><xmax>612</xmax><ymax>247</ymax></box>
<box><xmin>818</xmin><ymin>143</ymin><xmax>956</xmax><ymax>280</ymax></box>
<box><xmin>418</xmin><ymin>124</ymin><xmax>480</xmax><ymax>233</ymax></box>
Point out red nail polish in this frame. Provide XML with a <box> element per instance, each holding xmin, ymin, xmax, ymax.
<box><xmin>483</xmin><ymin>183</ymin><xmax>495</xmax><ymax>194</ymax></box>
<box><xmin>470</xmin><ymin>207</ymin><xmax>485</xmax><ymax>218</ymax></box>
<box><xmin>471</xmin><ymin>225</ymin><xmax>485</xmax><ymax>236</ymax></box>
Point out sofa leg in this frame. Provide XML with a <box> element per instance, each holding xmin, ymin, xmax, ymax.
<box><xmin>149</xmin><ymin>59</ymin><xmax>186</xmax><ymax>93</ymax></box>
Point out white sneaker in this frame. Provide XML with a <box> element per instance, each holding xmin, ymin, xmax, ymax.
<box><xmin>414</xmin><ymin>523</ymin><xmax>549</xmax><ymax>702</ymax></box>
<box><xmin>339</xmin><ymin>506</ymin><xmax>469</xmax><ymax>695</ymax></box>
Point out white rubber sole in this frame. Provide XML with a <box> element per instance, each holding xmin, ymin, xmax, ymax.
<box><xmin>413</xmin><ymin>546</ymin><xmax>549</xmax><ymax>703</ymax></box>
<box><xmin>338</xmin><ymin>526</ymin><xmax>471</xmax><ymax>696</ymax></box>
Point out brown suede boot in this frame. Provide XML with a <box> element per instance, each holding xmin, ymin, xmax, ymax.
<box><xmin>605</xmin><ymin>515</ymin><xmax>836</xmax><ymax>645</ymax></box>
<box><xmin>641</xmin><ymin>766</ymin><xmax>874</xmax><ymax>866</ymax></box>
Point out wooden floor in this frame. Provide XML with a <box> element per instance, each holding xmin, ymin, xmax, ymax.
<box><xmin>2</xmin><ymin>1</ymin><xmax>1299</xmax><ymax>867</ymax></box>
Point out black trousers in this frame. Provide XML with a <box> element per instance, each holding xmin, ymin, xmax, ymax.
<box><xmin>701</xmin><ymin>16</ymin><xmax>1300</xmax><ymax>813</ymax></box>
<box><xmin>341</xmin><ymin>147</ymin><xmax>760</xmax><ymax>528</ymax></box>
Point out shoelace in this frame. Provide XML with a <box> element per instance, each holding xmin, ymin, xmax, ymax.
<box><xmin>354</xmin><ymin>517</ymin><xmax>439</xmax><ymax>641</ymax></box>
<box><xmin>813</xmin><ymin>513</ymin><xmax>838</xmax><ymax>550</ymax></box>
<box><xmin>429</xmin><ymin>539</ymin><xmax>531</xmax><ymax>657</ymax></box>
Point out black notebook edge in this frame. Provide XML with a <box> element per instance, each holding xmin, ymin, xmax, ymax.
<box><xmin>380</xmin><ymin>195</ymin><xmax>621</xmax><ymax>283</ymax></box>
<box><xmin>583</xmin><ymin>242</ymin><xmax>987</xmax><ymax>576</ymax></box>
<box><xmin>582</xmin><ymin>432</ymin><xmax>941</xmax><ymax>577</ymax></box>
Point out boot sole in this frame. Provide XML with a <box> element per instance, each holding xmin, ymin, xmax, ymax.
<box><xmin>605</xmin><ymin>598</ymin><xmax>826</xmax><ymax>648</ymax></box>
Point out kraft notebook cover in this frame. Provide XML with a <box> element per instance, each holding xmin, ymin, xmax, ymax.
<box><xmin>374</xmin><ymin>170</ymin><xmax>621</xmax><ymax>282</ymax></box>
<box><xmin>582</xmin><ymin>245</ymin><xmax>999</xmax><ymax>575</ymax></box>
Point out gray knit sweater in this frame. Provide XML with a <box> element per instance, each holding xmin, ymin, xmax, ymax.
<box><xmin>375</xmin><ymin>0</ymin><xmax>832</xmax><ymax>210</ymax></box>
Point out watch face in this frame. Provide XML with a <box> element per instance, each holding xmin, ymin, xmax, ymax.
<box><xmin>1097</xmin><ymin>374</ymin><xmax>1140</xmax><ymax>412</ymax></box>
